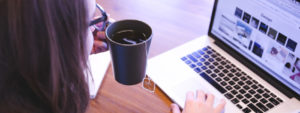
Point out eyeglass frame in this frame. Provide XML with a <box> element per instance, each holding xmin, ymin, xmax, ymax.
<box><xmin>89</xmin><ymin>4</ymin><xmax>108</xmax><ymax>31</ymax></box>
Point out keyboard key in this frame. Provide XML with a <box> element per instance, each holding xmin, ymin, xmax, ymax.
<box><xmin>198</xmin><ymin>50</ymin><xmax>205</xmax><ymax>55</ymax></box>
<box><xmin>236</xmin><ymin>104</ymin><xmax>243</xmax><ymax>109</ymax></box>
<box><xmin>244</xmin><ymin>93</ymin><xmax>252</xmax><ymax>98</ymax></box>
<box><xmin>181</xmin><ymin>57</ymin><xmax>187</xmax><ymax>61</ymax></box>
<box><xmin>258</xmin><ymin>84</ymin><xmax>264</xmax><ymax>88</ymax></box>
<box><xmin>242</xmin><ymin>99</ymin><xmax>249</xmax><ymax>104</ymax></box>
<box><xmin>221</xmin><ymin>81</ymin><xmax>227</xmax><ymax>86</ymax></box>
<box><xmin>269</xmin><ymin>98</ymin><xmax>279</xmax><ymax>105</ymax></box>
<box><xmin>250</xmin><ymin>98</ymin><xmax>258</xmax><ymax>103</ymax></box>
<box><xmin>208</xmin><ymin>58</ymin><xmax>214</xmax><ymax>62</ymax></box>
<box><xmin>260</xmin><ymin>98</ymin><xmax>268</xmax><ymax>104</ymax></box>
<box><xmin>245</xmin><ymin>80</ymin><xmax>253</xmax><ymax>85</ymax></box>
<box><xmin>228</xmin><ymin>73</ymin><xmax>234</xmax><ymax>77</ymax></box>
<box><xmin>264</xmin><ymin>89</ymin><xmax>270</xmax><ymax>93</ymax></box>
<box><xmin>248</xmin><ymin>103</ymin><xmax>263</xmax><ymax>113</ymax></box>
<box><xmin>230</xmin><ymin>69</ymin><xmax>237</xmax><ymax>73</ymax></box>
<box><xmin>254</xmin><ymin>94</ymin><xmax>262</xmax><ymax>99</ymax></box>
<box><xmin>200</xmin><ymin>58</ymin><xmax>205</xmax><ymax>62</ymax></box>
<box><xmin>233</xmin><ymin>77</ymin><xmax>239</xmax><ymax>81</ymax></box>
<box><xmin>234</xmin><ymin>85</ymin><xmax>241</xmax><ymax>90</ymax></box>
<box><xmin>217</xmin><ymin>66</ymin><xmax>224</xmax><ymax>70</ymax></box>
<box><xmin>249</xmin><ymin>89</ymin><xmax>256</xmax><ymax>94</ymax></box>
<box><xmin>243</xmin><ymin>85</ymin><xmax>250</xmax><ymax>90</ymax></box>
<box><xmin>194</xmin><ymin>68</ymin><xmax>201</xmax><ymax>73</ymax></box>
<box><xmin>213</xmin><ymin>62</ymin><xmax>219</xmax><ymax>65</ymax></box>
<box><xmin>253</xmin><ymin>80</ymin><xmax>258</xmax><ymax>84</ymax></box>
<box><xmin>185</xmin><ymin>60</ymin><xmax>192</xmax><ymax>64</ymax></box>
<box><xmin>225</xmin><ymin>93</ymin><xmax>234</xmax><ymax>99</ymax></box>
<box><xmin>270</xmin><ymin>93</ymin><xmax>277</xmax><ymax>97</ymax></box>
<box><xmin>251</xmin><ymin>85</ymin><xmax>258</xmax><ymax>89</ymax></box>
<box><xmin>209</xmin><ymin>65</ymin><xmax>215</xmax><ymax>69</ymax></box>
<box><xmin>216</xmin><ymin>57</ymin><xmax>222</xmax><ymax>61</ymax></box>
<box><xmin>218</xmin><ymin>73</ymin><xmax>225</xmax><ymax>77</ymax></box>
<box><xmin>256</xmin><ymin>103</ymin><xmax>268</xmax><ymax>112</ymax></box>
<box><xmin>211</xmin><ymin>54</ymin><xmax>217</xmax><ymax>58</ymax></box>
<box><xmin>201</xmin><ymin>66</ymin><xmax>207</xmax><ymax>70</ymax></box>
<box><xmin>189</xmin><ymin>64</ymin><xmax>196</xmax><ymax>68</ymax></box>
<box><xmin>231</xmin><ymin>98</ymin><xmax>239</xmax><ymax>104</ymax></box>
<box><xmin>223</xmin><ymin>77</ymin><xmax>230</xmax><ymax>81</ymax></box>
<box><xmin>239</xmin><ymin>89</ymin><xmax>246</xmax><ymax>94</ymax></box>
<box><xmin>220</xmin><ymin>61</ymin><xmax>226</xmax><ymax>65</ymax></box>
<box><xmin>235</xmin><ymin>72</ymin><xmax>242</xmax><ymax>77</ymax></box>
<box><xmin>246</xmin><ymin>76</ymin><xmax>252</xmax><ymax>80</ymax></box>
<box><xmin>226</xmin><ymin>86</ymin><xmax>233</xmax><ymax>90</ymax></box>
<box><xmin>276</xmin><ymin>97</ymin><xmax>283</xmax><ymax>103</ymax></box>
<box><xmin>225</xmin><ymin>65</ymin><xmax>232</xmax><ymax>69</ymax></box>
<box><xmin>192</xmin><ymin>52</ymin><xmax>201</xmax><ymax>58</ymax></box>
<box><xmin>199</xmin><ymin>72</ymin><xmax>226</xmax><ymax>93</ymax></box>
<box><xmin>206</xmin><ymin>70</ymin><xmax>212</xmax><ymax>74</ymax></box>
<box><xmin>243</xmin><ymin>108</ymin><xmax>251</xmax><ymax>113</ymax></box>
<box><xmin>211</xmin><ymin>74</ymin><xmax>217</xmax><ymax>78</ymax></box>
<box><xmin>236</xmin><ymin>94</ymin><xmax>244</xmax><ymax>99</ymax></box>
<box><xmin>187</xmin><ymin>55</ymin><xmax>197</xmax><ymax>62</ymax></box>
<box><xmin>241</xmin><ymin>72</ymin><xmax>247</xmax><ymax>75</ymax></box>
<box><xmin>197</xmin><ymin>62</ymin><xmax>203</xmax><ymax>66</ymax></box>
<box><xmin>241</xmin><ymin>76</ymin><xmax>247</xmax><ymax>81</ymax></box>
<box><xmin>262</xmin><ymin>93</ymin><xmax>270</xmax><ymax>98</ymax></box>
<box><xmin>202</xmin><ymin>47</ymin><xmax>208</xmax><ymax>51</ymax></box>
<box><xmin>207</xmin><ymin>50</ymin><xmax>213</xmax><ymax>54</ymax></box>
<box><xmin>204</xmin><ymin>62</ymin><xmax>210</xmax><ymax>65</ymax></box>
<box><xmin>222</xmin><ymin>69</ymin><xmax>229</xmax><ymax>73</ymax></box>
<box><xmin>238</xmin><ymin>81</ymin><xmax>244</xmax><ymax>86</ymax></box>
<box><xmin>231</xmin><ymin>90</ymin><xmax>238</xmax><ymax>95</ymax></box>
<box><xmin>257</xmin><ymin>89</ymin><xmax>264</xmax><ymax>94</ymax></box>
<box><xmin>213</xmin><ymin>69</ymin><xmax>220</xmax><ymax>73</ymax></box>
<box><xmin>204</xmin><ymin>55</ymin><xmax>209</xmax><ymax>58</ymax></box>
<box><xmin>228</xmin><ymin>81</ymin><xmax>235</xmax><ymax>85</ymax></box>
<box><xmin>266</xmin><ymin>103</ymin><xmax>274</xmax><ymax>109</ymax></box>
<box><xmin>215</xmin><ymin>77</ymin><xmax>222</xmax><ymax>82</ymax></box>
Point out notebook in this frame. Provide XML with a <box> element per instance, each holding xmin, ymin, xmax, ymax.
<box><xmin>87</xmin><ymin>51</ymin><xmax>110</xmax><ymax>99</ymax></box>
<box><xmin>147</xmin><ymin>0</ymin><xmax>300</xmax><ymax>112</ymax></box>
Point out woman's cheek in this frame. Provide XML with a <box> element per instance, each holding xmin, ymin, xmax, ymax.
<box><xmin>86</xmin><ymin>29</ymin><xmax>94</xmax><ymax>55</ymax></box>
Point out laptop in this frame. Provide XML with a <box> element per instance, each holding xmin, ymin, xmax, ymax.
<box><xmin>147</xmin><ymin>0</ymin><xmax>300</xmax><ymax>113</ymax></box>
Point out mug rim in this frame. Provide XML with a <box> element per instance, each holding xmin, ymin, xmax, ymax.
<box><xmin>105</xmin><ymin>19</ymin><xmax>152</xmax><ymax>46</ymax></box>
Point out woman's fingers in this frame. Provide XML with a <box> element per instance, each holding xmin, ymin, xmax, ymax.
<box><xmin>196</xmin><ymin>90</ymin><xmax>205</xmax><ymax>102</ymax></box>
<box><xmin>91</xmin><ymin>40</ymin><xmax>108</xmax><ymax>54</ymax></box>
<box><xmin>95</xmin><ymin>31</ymin><xmax>106</xmax><ymax>40</ymax></box>
<box><xmin>205</xmin><ymin>93</ymin><xmax>215</xmax><ymax>106</ymax></box>
<box><xmin>171</xmin><ymin>104</ymin><xmax>181</xmax><ymax>113</ymax></box>
<box><xmin>214</xmin><ymin>99</ymin><xmax>226</xmax><ymax>113</ymax></box>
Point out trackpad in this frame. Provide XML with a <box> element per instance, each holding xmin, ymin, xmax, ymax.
<box><xmin>171</xmin><ymin>77</ymin><xmax>223</xmax><ymax>108</ymax></box>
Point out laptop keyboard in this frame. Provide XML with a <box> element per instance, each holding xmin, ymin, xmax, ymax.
<box><xmin>181</xmin><ymin>46</ymin><xmax>283</xmax><ymax>113</ymax></box>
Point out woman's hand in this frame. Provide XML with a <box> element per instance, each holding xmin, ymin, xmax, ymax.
<box><xmin>171</xmin><ymin>90</ymin><xmax>226</xmax><ymax>113</ymax></box>
<box><xmin>91</xmin><ymin>22</ymin><xmax>108</xmax><ymax>54</ymax></box>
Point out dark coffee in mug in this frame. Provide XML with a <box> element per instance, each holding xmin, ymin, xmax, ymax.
<box><xmin>111</xmin><ymin>29</ymin><xmax>147</xmax><ymax>44</ymax></box>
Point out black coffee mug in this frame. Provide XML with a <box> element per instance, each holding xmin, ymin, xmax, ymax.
<box><xmin>105</xmin><ymin>20</ymin><xmax>152</xmax><ymax>85</ymax></box>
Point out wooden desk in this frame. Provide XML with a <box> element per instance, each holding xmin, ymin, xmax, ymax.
<box><xmin>86</xmin><ymin>0</ymin><xmax>214</xmax><ymax>112</ymax></box>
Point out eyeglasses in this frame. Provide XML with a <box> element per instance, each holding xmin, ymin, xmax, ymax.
<box><xmin>89</xmin><ymin>4</ymin><xmax>108</xmax><ymax>31</ymax></box>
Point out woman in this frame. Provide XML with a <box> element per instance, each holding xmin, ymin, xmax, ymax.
<box><xmin>0</xmin><ymin>0</ymin><xmax>99</xmax><ymax>112</ymax></box>
<box><xmin>0</xmin><ymin>0</ymin><xmax>225</xmax><ymax>113</ymax></box>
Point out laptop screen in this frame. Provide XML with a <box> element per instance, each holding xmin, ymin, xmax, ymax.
<box><xmin>210</xmin><ymin>0</ymin><xmax>300</xmax><ymax>95</ymax></box>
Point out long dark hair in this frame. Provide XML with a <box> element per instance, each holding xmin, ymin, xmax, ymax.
<box><xmin>0</xmin><ymin>0</ymin><xmax>90</xmax><ymax>113</ymax></box>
